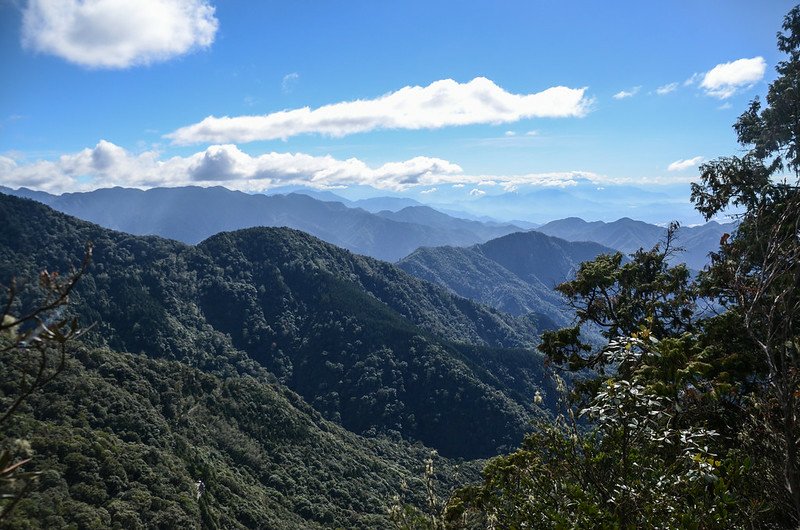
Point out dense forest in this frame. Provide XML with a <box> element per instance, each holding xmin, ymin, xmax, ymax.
<box><xmin>2</xmin><ymin>5</ymin><xmax>800</xmax><ymax>529</ymax></box>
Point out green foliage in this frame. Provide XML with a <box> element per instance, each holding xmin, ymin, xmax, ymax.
<box><xmin>446</xmin><ymin>340</ymin><xmax>764</xmax><ymax>529</ymax></box>
<box><xmin>690</xmin><ymin>5</ymin><xmax>800</xmax><ymax>522</ymax></box>
<box><xmin>0</xmin><ymin>246</ymin><xmax>94</xmax><ymax>522</ymax></box>
<box><xmin>539</xmin><ymin>227</ymin><xmax>695</xmax><ymax>377</ymax></box>
<box><xmin>444</xmin><ymin>6</ymin><xmax>800</xmax><ymax>528</ymax></box>
<box><xmin>0</xmin><ymin>342</ymin><xmax>477</xmax><ymax>528</ymax></box>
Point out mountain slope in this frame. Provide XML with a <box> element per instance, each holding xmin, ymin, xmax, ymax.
<box><xmin>398</xmin><ymin>245</ymin><xmax>567</xmax><ymax>323</ymax></box>
<box><xmin>398</xmin><ymin>231</ymin><xmax>616</xmax><ymax>319</ymax></box>
<box><xmin>1</xmin><ymin>185</ymin><xmax>519</xmax><ymax>262</ymax></box>
<box><xmin>0</xmin><ymin>192</ymin><xmax>550</xmax><ymax>458</ymax></box>
<box><xmin>536</xmin><ymin>217</ymin><xmax>734</xmax><ymax>270</ymax></box>
<box><xmin>0</xmin><ymin>342</ymin><xmax>475</xmax><ymax>529</ymax></box>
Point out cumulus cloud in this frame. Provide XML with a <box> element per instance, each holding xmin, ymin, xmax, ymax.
<box><xmin>656</xmin><ymin>82</ymin><xmax>678</xmax><ymax>95</ymax></box>
<box><xmin>612</xmin><ymin>86</ymin><xmax>641</xmax><ymax>100</ymax></box>
<box><xmin>2</xmin><ymin>141</ymin><xmax>699</xmax><ymax>195</ymax></box>
<box><xmin>166</xmin><ymin>77</ymin><xmax>592</xmax><ymax>144</ymax></box>
<box><xmin>667</xmin><ymin>156</ymin><xmax>703</xmax><ymax>172</ymax></box>
<box><xmin>420</xmin><ymin>187</ymin><xmax>438</xmax><ymax>194</ymax></box>
<box><xmin>21</xmin><ymin>0</ymin><xmax>218</xmax><ymax>68</ymax></box>
<box><xmin>700</xmin><ymin>57</ymin><xmax>766</xmax><ymax>99</ymax></box>
<box><xmin>0</xmin><ymin>141</ymin><xmax>466</xmax><ymax>193</ymax></box>
<box><xmin>469</xmin><ymin>188</ymin><xmax>486</xmax><ymax>197</ymax></box>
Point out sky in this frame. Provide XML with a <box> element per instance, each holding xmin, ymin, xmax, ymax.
<box><xmin>0</xmin><ymin>0</ymin><xmax>796</xmax><ymax>223</ymax></box>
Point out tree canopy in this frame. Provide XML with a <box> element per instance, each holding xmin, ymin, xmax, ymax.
<box><xmin>444</xmin><ymin>6</ymin><xmax>800</xmax><ymax>528</ymax></box>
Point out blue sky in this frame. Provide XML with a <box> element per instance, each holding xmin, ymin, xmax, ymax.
<box><xmin>0</xmin><ymin>1</ymin><xmax>796</xmax><ymax>222</ymax></box>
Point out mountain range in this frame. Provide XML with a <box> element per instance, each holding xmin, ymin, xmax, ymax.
<box><xmin>0</xmin><ymin>192</ymin><xmax>554</xmax><ymax>458</ymax></box>
<box><xmin>0</xmin><ymin>190</ymin><xmax>561</xmax><ymax>525</ymax></box>
<box><xmin>535</xmin><ymin>217</ymin><xmax>735</xmax><ymax>270</ymax></box>
<box><xmin>0</xmin><ymin>186</ymin><xmax>734</xmax><ymax>527</ymax></box>
<box><xmin>0</xmin><ymin>186</ymin><xmax>522</xmax><ymax>262</ymax></box>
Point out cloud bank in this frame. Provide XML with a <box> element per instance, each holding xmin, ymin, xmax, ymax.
<box><xmin>21</xmin><ymin>0</ymin><xmax>218</xmax><ymax>68</ymax></box>
<box><xmin>166</xmin><ymin>77</ymin><xmax>592</xmax><ymax>144</ymax></box>
<box><xmin>699</xmin><ymin>57</ymin><xmax>766</xmax><ymax>99</ymax></box>
<box><xmin>1</xmin><ymin>141</ymin><xmax>699</xmax><ymax>195</ymax></box>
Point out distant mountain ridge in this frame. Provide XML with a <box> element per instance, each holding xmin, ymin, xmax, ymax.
<box><xmin>376</xmin><ymin>205</ymin><xmax>520</xmax><ymax>244</ymax></box>
<box><xmin>0</xmin><ymin>185</ymin><xmax>522</xmax><ymax>262</ymax></box>
<box><xmin>398</xmin><ymin>230</ymin><xmax>616</xmax><ymax>320</ymax></box>
<box><xmin>535</xmin><ymin>216</ymin><xmax>735</xmax><ymax>270</ymax></box>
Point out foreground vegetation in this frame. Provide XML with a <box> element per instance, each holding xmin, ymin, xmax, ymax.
<box><xmin>442</xmin><ymin>6</ymin><xmax>800</xmax><ymax>528</ymax></box>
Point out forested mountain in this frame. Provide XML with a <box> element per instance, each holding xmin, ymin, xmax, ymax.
<box><xmin>0</xmin><ymin>192</ymin><xmax>551</xmax><ymax>461</ymax></box>
<box><xmin>0</xmin><ymin>186</ymin><xmax>520</xmax><ymax>262</ymax></box>
<box><xmin>536</xmin><ymin>217</ymin><xmax>735</xmax><ymax>270</ymax></box>
<box><xmin>0</xmin><ymin>344</ymin><xmax>472</xmax><ymax>529</ymax></box>
<box><xmin>0</xmin><ymin>191</ymin><xmax>558</xmax><ymax>526</ymax></box>
<box><xmin>398</xmin><ymin>230</ymin><xmax>615</xmax><ymax>318</ymax></box>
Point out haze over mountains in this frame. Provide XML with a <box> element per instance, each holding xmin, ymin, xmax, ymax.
<box><xmin>2</xmin><ymin>185</ymin><xmax>729</xmax><ymax>270</ymax></box>
<box><xmin>429</xmin><ymin>182</ymin><xmax>705</xmax><ymax>226</ymax></box>
<box><xmin>399</xmin><ymin>231</ymin><xmax>615</xmax><ymax>319</ymax></box>
<box><xmin>0</xmin><ymin>186</ymin><xmax>523</xmax><ymax>262</ymax></box>
<box><xmin>536</xmin><ymin>217</ymin><xmax>735</xmax><ymax>271</ymax></box>
<box><xmin>268</xmin><ymin>181</ymin><xmax>709</xmax><ymax>226</ymax></box>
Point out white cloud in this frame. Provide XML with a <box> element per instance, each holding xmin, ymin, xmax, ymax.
<box><xmin>612</xmin><ymin>86</ymin><xmax>641</xmax><ymax>100</ymax></box>
<box><xmin>469</xmin><ymin>188</ymin><xmax>486</xmax><ymax>197</ymax></box>
<box><xmin>21</xmin><ymin>0</ymin><xmax>218</xmax><ymax>69</ymax></box>
<box><xmin>525</xmin><ymin>130</ymin><xmax>539</xmax><ymax>136</ymax></box>
<box><xmin>656</xmin><ymin>82</ymin><xmax>678</xmax><ymax>95</ymax></box>
<box><xmin>2</xmin><ymin>141</ymin><xmax>703</xmax><ymax>195</ymax></box>
<box><xmin>420</xmin><ymin>187</ymin><xmax>438</xmax><ymax>194</ymax></box>
<box><xmin>667</xmin><ymin>156</ymin><xmax>703</xmax><ymax>172</ymax></box>
<box><xmin>504</xmin><ymin>131</ymin><xmax>516</xmax><ymax>137</ymax></box>
<box><xmin>282</xmin><ymin>72</ymin><xmax>299</xmax><ymax>93</ymax></box>
<box><xmin>700</xmin><ymin>57</ymin><xmax>766</xmax><ymax>99</ymax></box>
<box><xmin>166</xmin><ymin>77</ymin><xmax>592</xmax><ymax>144</ymax></box>
<box><xmin>0</xmin><ymin>141</ymin><xmax>465</xmax><ymax>193</ymax></box>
